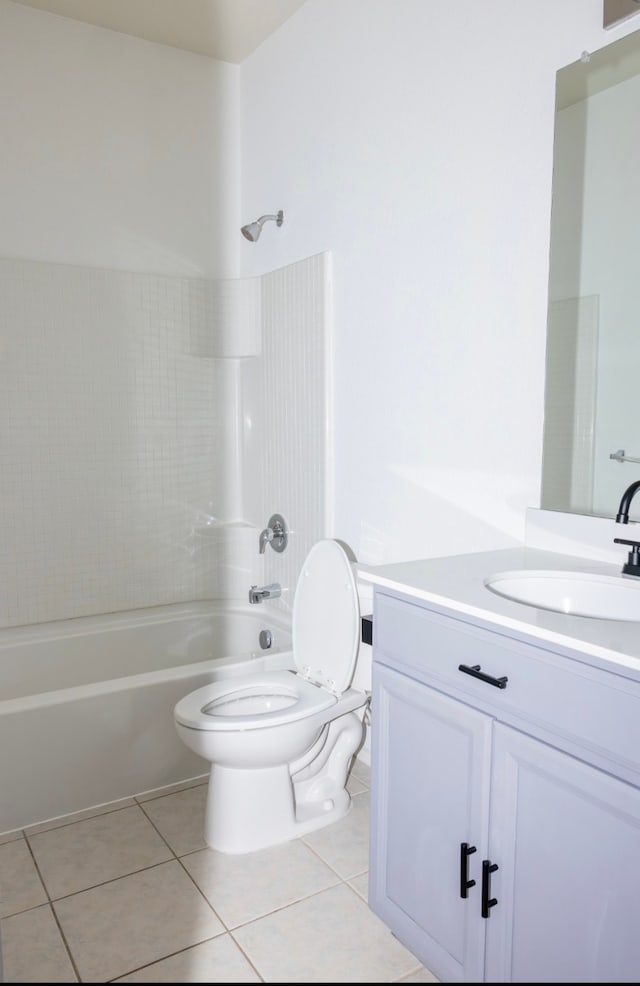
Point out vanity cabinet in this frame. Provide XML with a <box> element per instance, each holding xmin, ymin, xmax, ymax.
<box><xmin>369</xmin><ymin>588</ymin><xmax>640</xmax><ymax>983</ymax></box>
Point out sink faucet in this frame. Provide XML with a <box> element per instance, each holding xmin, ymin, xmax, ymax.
<box><xmin>249</xmin><ymin>583</ymin><xmax>282</xmax><ymax>604</ymax></box>
<box><xmin>616</xmin><ymin>480</ymin><xmax>640</xmax><ymax>523</ymax></box>
<box><xmin>614</xmin><ymin>481</ymin><xmax>640</xmax><ymax>577</ymax></box>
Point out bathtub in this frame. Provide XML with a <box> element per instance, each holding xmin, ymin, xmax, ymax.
<box><xmin>0</xmin><ymin>600</ymin><xmax>293</xmax><ymax>834</ymax></box>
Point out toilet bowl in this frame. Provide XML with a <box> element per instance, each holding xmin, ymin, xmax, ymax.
<box><xmin>174</xmin><ymin>538</ymin><xmax>370</xmax><ymax>854</ymax></box>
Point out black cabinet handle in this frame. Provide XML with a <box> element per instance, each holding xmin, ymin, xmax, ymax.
<box><xmin>481</xmin><ymin>859</ymin><xmax>498</xmax><ymax>917</ymax></box>
<box><xmin>458</xmin><ymin>663</ymin><xmax>508</xmax><ymax>689</ymax></box>
<box><xmin>460</xmin><ymin>842</ymin><xmax>477</xmax><ymax>898</ymax></box>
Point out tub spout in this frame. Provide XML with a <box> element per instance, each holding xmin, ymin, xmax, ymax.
<box><xmin>249</xmin><ymin>583</ymin><xmax>282</xmax><ymax>604</ymax></box>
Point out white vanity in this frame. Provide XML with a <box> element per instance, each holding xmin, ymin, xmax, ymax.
<box><xmin>360</xmin><ymin>536</ymin><xmax>640</xmax><ymax>983</ymax></box>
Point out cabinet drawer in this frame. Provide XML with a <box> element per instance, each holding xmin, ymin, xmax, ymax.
<box><xmin>374</xmin><ymin>590</ymin><xmax>640</xmax><ymax>777</ymax></box>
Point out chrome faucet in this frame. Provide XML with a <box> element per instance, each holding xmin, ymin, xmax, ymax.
<box><xmin>249</xmin><ymin>583</ymin><xmax>282</xmax><ymax>604</ymax></box>
<box><xmin>258</xmin><ymin>513</ymin><xmax>288</xmax><ymax>554</ymax></box>
<box><xmin>613</xmin><ymin>481</ymin><xmax>640</xmax><ymax>577</ymax></box>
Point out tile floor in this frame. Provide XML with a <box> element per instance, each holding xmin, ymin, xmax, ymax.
<box><xmin>0</xmin><ymin>759</ymin><xmax>438</xmax><ymax>983</ymax></box>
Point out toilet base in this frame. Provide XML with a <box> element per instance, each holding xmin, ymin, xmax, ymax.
<box><xmin>203</xmin><ymin>711</ymin><xmax>363</xmax><ymax>854</ymax></box>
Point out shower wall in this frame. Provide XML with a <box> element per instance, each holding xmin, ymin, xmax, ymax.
<box><xmin>0</xmin><ymin>4</ymin><xmax>331</xmax><ymax>630</ymax></box>
<box><xmin>245</xmin><ymin>252</ymin><xmax>332</xmax><ymax>618</ymax></box>
<box><xmin>0</xmin><ymin>254</ymin><xmax>330</xmax><ymax>629</ymax></box>
<box><xmin>0</xmin><ymin>5</ymin><xmax>331</xmax><ymax>629</ymax></box>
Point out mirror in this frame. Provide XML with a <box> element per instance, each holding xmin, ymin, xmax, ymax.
<box><xmin>541</xmin><ymin>27</ymin><xmax>640</xmax><ymax>519</ymax></box>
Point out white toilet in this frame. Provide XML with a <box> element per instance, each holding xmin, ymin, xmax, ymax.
<box><xmin>173</xmin><ymin>539</ymin><xmax>370</xmax><ymax>854</ymax></box>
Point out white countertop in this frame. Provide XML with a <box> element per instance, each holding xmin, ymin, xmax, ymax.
<box><xmin>358</xmin><ymin>546</ymin><xmax>640</xmax><ymax>680</ymax></box>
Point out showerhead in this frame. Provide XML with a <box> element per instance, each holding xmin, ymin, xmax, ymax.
<box><xmin>241</xmin><ymin>210</ymin><xmax>284</xmax><ymax>242</ymax></box>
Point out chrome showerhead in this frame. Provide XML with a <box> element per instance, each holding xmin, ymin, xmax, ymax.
<box><xmin>241</xmin><ymin>210</ymin><xmax>284</xmax><ymax>242</ymax></box>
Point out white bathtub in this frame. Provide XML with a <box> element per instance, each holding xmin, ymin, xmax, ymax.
<box><xmin>0</xmin><ymin>601</ymin><xmax>293</xmax><ymax>834</ymax></box>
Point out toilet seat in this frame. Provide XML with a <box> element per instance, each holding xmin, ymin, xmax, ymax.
<box><xmin>293</xmin><ymin>539</ymin><xmax>359</xmax><ymax>694</ymax></box>
<box><xmin>174</xmin><ymin>540</ymin><xmax>361</xmax><ymax>734</ymax></box>
<box><xmin>174</xmin><ymin>670</ymin><xmax>336</xmax><ymax>732</ymax></box>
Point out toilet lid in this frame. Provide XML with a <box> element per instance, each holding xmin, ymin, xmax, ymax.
<box><xmin>293</xmin><ymin>539</ymin><xmax>359</xmax><ymax>695</ymax></box>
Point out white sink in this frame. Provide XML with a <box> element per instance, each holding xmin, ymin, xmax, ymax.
<box><xmin>484</xmin><ymin>569</ymin><xmax>640</xmax><ymax>621</ymax></box>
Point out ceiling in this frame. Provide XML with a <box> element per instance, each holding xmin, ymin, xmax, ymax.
<box><xmin>9</xmin><ymin>0</ymin><xmax>307</xmax><ymax>63</ymax></box>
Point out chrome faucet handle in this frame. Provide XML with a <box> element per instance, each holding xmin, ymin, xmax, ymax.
<box><xmin>259</xmin><ymin>528</ymin><xmax>274</xmax><ymax>553</ymax></box>
<box><xmin>258</xmin><ymin>513</ymin><xmax>288</xmax><ymax>554</ymax></box>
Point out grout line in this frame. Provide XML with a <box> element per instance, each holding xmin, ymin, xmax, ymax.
<box><xmin>227</xmin><ymin>928</ymin><xmax>266</xmax><ymax>982</ymax></box>
<box><xmin>104</xmin><ymin>936</ymin><xmax>249</xmax><ymax>984</ymax></box>
<box><xmin>135</xmin><ymin>800</ymin><xmax>181</xmax><ymax>860</ymax></box>
<box><xmin>48</xmin><ymin>901</ymin><xmax>83</xmax><ymax>983</ymax></box>
<box><xmin>19</xmin><ymin>836</ymin><xmax>82</xmax><ymax>982</ymax></box>
<box><xmin>21</xmin><ymin>831</ymin><xmax>51</xmax><ymax>904</ymax></box>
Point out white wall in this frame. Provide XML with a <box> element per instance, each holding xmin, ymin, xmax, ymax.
<box><xmin>0</xmin><ymin>0</ymin><xmax>240</xmax><ymax>278</ymax></box>
<box><xmin>239</xmin><ymin>0</ymin><xmax>640</xmax><ymax>566</ymax></box>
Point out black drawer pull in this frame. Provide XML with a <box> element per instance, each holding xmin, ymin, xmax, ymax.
<box><xmin>458</xmin><ymin>663</ymin><xmax>508</xmax><ymax>689</ymax></box>
<box><xmin>460</xmin><ymin>842</ymin><xmax>476</xmax><ymax>898</ymax></box>
<box><xmin>481</xmin><ymin>859</ymin><xmax>498</xmax><ymax>917</ymax></box>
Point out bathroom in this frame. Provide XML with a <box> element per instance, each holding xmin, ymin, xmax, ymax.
<box><xmin>2</xmin><ymin>0</ymin><xmax>640</xmax><ymax>982</ymax></box>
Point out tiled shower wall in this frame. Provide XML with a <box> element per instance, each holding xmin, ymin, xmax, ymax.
<box><xmin>244</xmin><ymin>253</ymin><xmax>332</xmax><ymax>618</ymax></box>
<box><xmin>0</xmin><ymin>254</ymin><xmax>329</xmax><ymax>628</ymax></box>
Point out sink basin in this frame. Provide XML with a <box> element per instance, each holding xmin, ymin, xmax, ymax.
<box><xmin>484</xmin><ymin>569</ymin><xmax>640</xmax><ymax>621</ymax></box>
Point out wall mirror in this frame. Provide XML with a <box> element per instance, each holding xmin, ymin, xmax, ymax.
<box><xmin>541</xmin><ymin>26</ymin><xmax>640</xmax><ymax>520</ymax></box>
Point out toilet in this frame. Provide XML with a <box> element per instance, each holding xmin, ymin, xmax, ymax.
<box><xmin>173</xmin><ymin>539</ymin><xmax>370</xmax><ymax>854</ymax></box>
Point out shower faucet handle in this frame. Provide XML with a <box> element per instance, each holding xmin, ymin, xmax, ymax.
<box><xmin>258</xmin><ymin>513</ymin><xmax>288</xmax><ymax>554</ymax></box>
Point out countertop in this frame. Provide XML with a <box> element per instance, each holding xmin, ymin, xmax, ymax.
<box><xmin>358</xmin><ymin>546</ymin><xmax>640</xmax><ymax>680</ymax></box>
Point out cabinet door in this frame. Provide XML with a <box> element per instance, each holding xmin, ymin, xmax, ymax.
<box><xmin>369</xmin><ymin>663</ymin><xmax>492</xmax><ymax>983</ymax></box>
<box><xmin>486</xmin><ymin>723</ymin><xmax>640</xmax><ymax>983</ymax></box>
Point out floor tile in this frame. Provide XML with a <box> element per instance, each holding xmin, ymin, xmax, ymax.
<box><xmin>53</xmin><ymin>860</ymin><xmax>225</xmax><ymax>982</ymax></box>
<box><xmin>112</xmin><ymin>934</ymin><xmax>261</xmax><ymax>983</ymax></box>
<box><xmin>140</xmin><ymin>784</ymin><xmax>208</xmax><ymax>855</ymax></box>
<box><xmin>348</xmin><ymin>870</ymin><xmax>369</xmax><ymax>902</ymax></box>
<box><xmin>396</xmin><ymin>967</ymin><xmax>440</xmax><ymax>983</ymax></box>
<box><xmin>347</xmin><ymin>770</ymin><xmax>367</xmax><ymax>796</ymax></box>
<box><xmin>0</xmin><ymin>838</ymin><xmax>47</xmax><ymax>918</ymax></box>
<box><xmin>303</xmin><ymin>789</ymin><xmax>369</xmax><ymax>878</ymax></box>
<box><xmin>182</xmin><ymin>837</ymin><xmax>341</xmax><ymax>929</ymax></box>
<box><xmin>232</xmin><ymin>882</ymin><xmax>423</xmax><ymax>983</ymax></box>
<box><xmin>350</xmin><ymin>757</ymin><xmax>371</xmax><ymax>787</ymax></box>
<box><xmin>1</xmin><ymin>904</ymin><xmax>78</xmax><ymax>982</ymax></box>
<box><xmin>28</xmin><ymin>805</ymin><xmax>173</xmax><ymax>898</ymax></box>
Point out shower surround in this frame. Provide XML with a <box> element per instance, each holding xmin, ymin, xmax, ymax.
<box><xmin>0</xmin><ymin>251</ymin><xmax>331</xmax><ymax>829</ymax></box>
<box><xmin>0</xmin><ymin>251</ymin><xmax>331</xmax><ymax>629</ymax></box>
